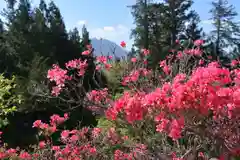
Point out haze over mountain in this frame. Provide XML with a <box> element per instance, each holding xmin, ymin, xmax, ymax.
<box><xmin>91</xmin><ymin>38</ymin><xmax>128</xmax><ymax>59</ymax></box>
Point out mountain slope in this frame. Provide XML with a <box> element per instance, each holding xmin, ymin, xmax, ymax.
<box><xmin>91</xmin><ymin>38</ymin><xmax>127</xmax><ymax>59</ymax></box>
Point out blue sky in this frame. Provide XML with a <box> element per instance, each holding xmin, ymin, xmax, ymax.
<box><xmin>1</xmin><ymin>0</ymin><xmax>240</xmax><ymax>49</ymax></box>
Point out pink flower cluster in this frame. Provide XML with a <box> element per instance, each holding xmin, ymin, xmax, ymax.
<box><xmin>86</xmin><ymin>88</ymin><xmax>109</xmax><ymax>104</ymax></box>
<box><xmin>184</xmin><ymin>48</ymin><xmax>202</xmax><ymax>56</ymax></box>
<box><xmin>106</xmin><ymin>92</ymin><xmax>147</xmax><ymax>123</ymax></box>
<box><xmin>122</xmin><ymin>68</ymin><xmax>152</xmax><ymax>86</ymax></box>
<box><xmin>114</xmin><ymin>145</ymin><xmax>147</xmax><ymax>160</ymax></box>
<box><xmin>47</xmin><ymin>64</ymin><xmax>72</xmax><ymax>96</ymax></box>
<box><xmin>174</xmin><ymin>39</ymin><xmax>204</xmax><ymax>56</ymax></box>
<box><xmin>106</xmin><ymin>61</ymin><xmax>240</xmax><ymax>141</ymax></box>
<box><xmin>33</xmin><ymin>113</ymin><xmax>69</xmax><ymax>136</ymax></box>
<box><xmin>141</xmin><ymin>49</ymin><xmax>150</xmax><ymax>56</ymax></box>
<box><xmin>130</xmin><ymin>49</ymin><xmax>150</xmax><ymax>64</ymax></box>
<box><xmin>96</xmin><ymin>56</ymin><xmax>112</xmax><ymax>70</ymax></box>
<box><xmin>0</xmin><ymin>114</ymin><xmax>153</xmax><ymax>160</ymax></box>
<box><xmin>160</xmin><ymin>60</ymin><xmax>171</xmax><ymax>74</ymax></box>
<box><xmin>231</xmin><ymin>59</ymin><xmax>239</xmax><ymax>67</ymax></box>
<box><xmin>48</xmin><ymin>58</ymin><xmax>88</xmax><ymax>96</ymax></box>
<box><xmin>194</xmin><ymin>39</ymin><xmax>204</xmax><ymax>46</ymax></box>
<box><xmin>40</xmin><ymin>40</ymin><xmax>240</xmax><ymax>159</ymax></box>
<box><xmin>65</xmin><ymin>59</ymin><xmax>88</xmax><ymax>76</ymax></box>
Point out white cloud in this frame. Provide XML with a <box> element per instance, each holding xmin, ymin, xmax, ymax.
<box><xmin>77</xmin><ymin>20</ymin><xmax>87</xmax><ymax>26</ymax></box>
<box><xmin>103</xmin><ymin>26</ymin><xmax>115</xmax><ymax>32</ymax></box>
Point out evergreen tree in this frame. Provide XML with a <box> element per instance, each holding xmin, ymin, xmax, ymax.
<box><xmin>2</xmin><ymin>0</ymin><xmax>16</xmax><ymax>23</ymax></box>
<box><xmin>147</xmin><ymin>3</ymin><xmax>167</xmax><ymax>49</ymax></box>
<box><xmin>31</xmin><ymin>7</ymin><xmax>52</xmax><ymax>64</ymax></box>
<box><xmin>4</xmin><ymin>0</ymin><xmax>17</xmax><ymax>9</ymax></box>
<box><xmin>4</xmin><ymin>0</ymin><xmax>35</xmax><ymax>76</ymax></box>
<box><xmin>162</xmin><ymin>0</ymin><xmax>194</xmax><ymax>46</ymax></box>
<box><xmin>39</xmin><ymin>0</ymin><xmax>48</xmax><ymax>16</ymax></box>
<box><xmin>0</xmin><ymin>18</ymin><xmax>18</xmax><ymax>76</ymax></box>
<box><xmin>130</xmin><ymin>0</ymin><xmax>196</xmax><ymax>67</ymax></box>
<box><xmin>180</xmin><ymin>11</ymin><xmax>203</xmax><ymax>41</ymax></box>
<box><xmin>0</xmin><ymin>19</ymin><xmax>8</xmax><ymax>74</ymax></box>
<box><xmin>130</xmin><ymin>0</ymin><xmax>169</xmax><ymax>65</ymax></box>
<box><xmin>47</xmin><ymin>1</ymin><xmax>70</xmax><ymax>66</ymax></box>
<box><xmin>81</xmin><ymin>25</ymin><xmax>91</xmax><ymax>50</ymax></box>
<box><xmin>210</xmin><ymin>0</ymin><xmax>240</xmax><ymax>55</ymax></box>
<box><xmin>130</xmin><ymin>0</ymin><xmax>151</xmax><ymax>51</ymax></box>
<box><xmin>69</xmin><ymin>27</ymin><xmax>81</xmax><ymax>44</ymax></box>
<box><xmin>146</xmin><ymin>3</ymin><xmax>170</xmax><ymax>67</ymax></box>
<box><xmin>0</xmin><ymin>19</ymin><xmax>4</xmax><ymax>33</ymax></box>
<box><xmin>68</xmin><ymin>27</ymin><xmax>82</xmax><ymax>60</ymax></box>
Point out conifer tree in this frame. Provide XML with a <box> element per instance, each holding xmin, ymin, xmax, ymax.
<box><xmin>210</xmin><ymin>0</ymin><xmax>240</xmax><ymax>55</ymax></box>
<box><xmin>69</xmin><ymin>27</ymin><xmax>81</xmax><ymax>45</ymax></box>
<box><xmin>130</xmin><ymin>0</ymin><xmax>196</xmax><ymax>67</ymax></box>
<box><xmin>81</xmin><ymin>25</ymin><xmax>91</xmax><ymax>49</ymax></box>
<box><xmin>130</xmin><ymin>0</ymin><xmax>151</xmax><ymax>51</ymax></box>
<box><xmin>180</xmin><ymin>11</ymin><xmax>203</xmax><ymax>41</ymax></box>
<box><xmin>162</xmin><ymin>0</ymin><xmax>194</xmax><ymax>46</ymax></box>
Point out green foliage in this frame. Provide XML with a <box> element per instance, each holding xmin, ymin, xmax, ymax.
<box><xmin>112</xmin><ymin>92</ymin><xmax>124</xmax><ymax>100</ymax></box>
<box><xmin>16</xmin><ymin>54</ymin><xmax>49</xmax><ymax>110</ymax></box>
<box><xmin>0</xmin><ymin>118</ymin><xmax>9</xmax><ymax>128</ymax></box>
<box><xmin>104</xmin><ymin>61</ymin><xmax>128</xmax><ymax>95</ymax></box>
<box><xmin>0</xmin><ymin>74</ymin><xmax>22</xmax><ymax>128</ymax></box>
<box><xmin>0</xmin><ymin>74</ymin><xmax>22</xmax><ymax>116</ymax></box>
<box><xmin>96</xmin><ymin>117</ymin><xmax>115</xmax><ymax>130</ymax></box>
<box><xmin>97</xmin><ymin>117</ymin><xmax>132</xmax><ymax>139</ymax></box>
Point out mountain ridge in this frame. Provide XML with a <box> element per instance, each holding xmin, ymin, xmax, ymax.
<box><xmin>90</xmin><ymin>38</ymin><xmax>128</xmax><ymax>59</ymax></box>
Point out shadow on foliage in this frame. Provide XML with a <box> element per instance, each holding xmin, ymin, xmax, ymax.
<box><xmin>2</xmin><ymin>105</ymin><xmax>97</xmax><ymax>149</ymax></box>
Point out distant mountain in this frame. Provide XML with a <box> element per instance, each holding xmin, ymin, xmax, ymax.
<box><xmin>90</xmin><ymin>38</ymin><xmax>128</xmax><ymax>59</ymax></box>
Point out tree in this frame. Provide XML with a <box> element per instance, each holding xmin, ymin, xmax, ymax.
<box><xmin>2</xmin><ymin>0</ymin><xmax>35</xmax><ymax>77</ymax></box>
<box><xmin>162</xmin><ymin>0</ymin><xmax>194</xmax><ymax>46</ymax></box>
<box><xmin>47</xmin><ymin>1</ymin><xmax>72</xmax><ymax>67</ymax></box>
<box><xmin>69</xmin><ymin>27</ymin><xmax>81</xmax><ymax>45</ymax></box>
<box><xmin>130</xmin><ymin>0</ymin><xmax>196</xmax><ymax>68</ymax></box>
<box><xmin>4</xmin><ymin>0</ymin><xmax>17</xmax><ymax>9</ymax></box>
<box><xmin>131</xmin><ymin>1</ymin><xmax>169</xmax><ymax>67</ymax></box>
<box><xmin>180</xmin><ymin>11</ymin><xmax>203</xmax><ymax>41</ymax></box>
<box><xmin>2</xmin><ymin>0</ymin><xmax>16</xmax><ymax>24</ymax></box>
<box><xmin>39</xmin><ymin>0</ymin><xmax>48</xmax><ymax>16</ymax></box>
<box><xmin>68</xmin><ymin>27</ymin><xmax>82</xmax><ymax>61</ymax></box>
<box><xmin>210</xmin><ymin>0</ymin><xmax>240</xmax><ymax>56</ymax></box>
<box><xmin>81</xmin><ymin>25</ymin><xmax>90</xmax><ymax>46</ymax></box>
<box><xmin>130</xmin><ymin>0</ymin><xmax>151</xmax><ymax>52</ymax></box>
<box><xmin>0</xmin><ymin>19</ymin><xmax>3</xmax><ymax>33</ymax></box>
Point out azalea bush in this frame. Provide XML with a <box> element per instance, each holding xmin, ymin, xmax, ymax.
<box><xmin>0</xmin><ymin>40</ymin><xmax>239</xmax><ymax>160</ymax></box>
